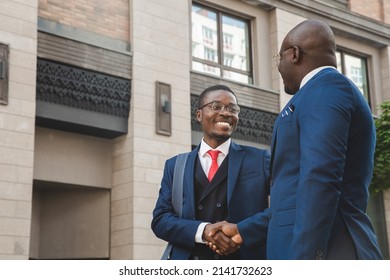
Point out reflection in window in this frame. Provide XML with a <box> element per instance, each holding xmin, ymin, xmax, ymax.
<box><xmin>224</xmin><ymin>54</ymin><xmax>233</xmax><ymax>67</ymax></box>
<box><xmin>191</xmin><ymin>3</ymin><xmax>252</xmax><ymax>84</ymax></box>
<box><xmin>336</xmin><ymin>50</ymin><xmax>370</xmax><ymax>106</ymax></box>
<box><xmin>202</xmin><ymin>27</ymin><xmax>216</xmax><ymax>46</ymax></box>
<box><xmin>223</xmin><ymin>33</ymin><xmax>233</xmax><ymax>50</ymax></box>
<box><xmin>204</xmin><ymin>47</ymin><xmax>217</xmax><ymax>62</ymax></box>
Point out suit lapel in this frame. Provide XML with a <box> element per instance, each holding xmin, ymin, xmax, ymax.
<box><xmin>269</xmin><ymin>115</ymin><xmax>280</xmax><ymax>181</ymax></box>
<box><xmin>269</xmin><ymin>92</ymin><xmax>299</xmax><ymax>180</ymax></box>
<box><xmin>227</xmin><ymin>142</ymin><xmax>244</xmax><ymax>205</ymax></box>
<box><xmin>182</xmin><ymin>147</ymin><xmax>198</xmax><ymax>219</ymax></box>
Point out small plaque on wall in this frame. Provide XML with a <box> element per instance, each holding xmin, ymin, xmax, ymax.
<box><xmin>0</xmin><ymin>43</ymin><xmax>9</xmax><ymax>105</ymax></box>
<box><xmin>156</xmin><ymin>81</ymin><xmax>172</xmax><ymax>136</ymax></box>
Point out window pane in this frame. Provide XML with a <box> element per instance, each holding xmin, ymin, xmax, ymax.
<box><xmin>191</xmin><ymin>5</ymin><xmax>218</xmax><ymax>62</ymax></box>
<box><xmin>222</xmin><ymin>15</ymin><xmax>250</xmax><ymax>71</ymax></box>
<box><xmin>223</xmin><ymin>69</ymin><xmax>251</xmax><ymax>84</ymax></box>
<box><xmin>336</xmin><ymin>51</ymin><xmax>342</xmax><ymax>72</ymax></box>
<box><xmin>192</xmin><ymin>61</ymin><xmax>221</xmax><ymax>76</ymax></box>
<box><xmin>343</xmin><ymin>54</ymin><xmax>369</xmax><ymax>101</ymax></box>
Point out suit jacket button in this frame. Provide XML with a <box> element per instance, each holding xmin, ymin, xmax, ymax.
<box><xmin>198</xmin><ymin>205</ymin><xmax>203</xmax><ymax>210</ymax></box>
<box><xmin>216</xmin><ymin>203</ymin><xmax>222</xmax><ymax>208</ymax></box>
<box><xmin>214</xmin><ymin>254</ymin><xmax>219</xmax><ymax>259</ymax></box>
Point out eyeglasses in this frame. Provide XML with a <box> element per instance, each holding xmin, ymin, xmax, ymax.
<box><xmin>199</xmin><ymin>101</ymin><xmax>240</xmax><ymax>115</ymax></box>
<box><xmin>273</xmin><ymin>46</ymin><xmax>308</xmax><ymax>66</ymax></box>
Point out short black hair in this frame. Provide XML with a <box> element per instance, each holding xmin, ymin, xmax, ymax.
<box><xmin>198</xmin><ymin>84</ymin><xmax>237</xmax><ymax>109</ymax></box>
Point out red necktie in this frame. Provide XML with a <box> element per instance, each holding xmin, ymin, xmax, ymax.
<box><xmin>207</xmin><ymin>150</ymin><xmax>221</xmax><ymax>181</ymax></box>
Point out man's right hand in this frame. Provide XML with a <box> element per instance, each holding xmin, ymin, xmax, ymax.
<box><xmin>203</xmin><ymin>222</ymin><xmax>240</xmax><ymax>255</ymax></box>
<box><xmin>205</xmin><ymin>221</ymin><xmax>243</xmax><ymax>255</ymax></box>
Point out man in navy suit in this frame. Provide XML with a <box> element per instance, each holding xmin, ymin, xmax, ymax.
<box><xmin>151</xmin><ymin>85</ymin><xmax>270</xmax><ymax>260</ymax></box>
<box><xmin>209</xmin><ymin>19</ymin><xmax>383</xmax><ymax>259</ymax></box>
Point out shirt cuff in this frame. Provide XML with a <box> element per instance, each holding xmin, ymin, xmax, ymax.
<box><xmin>195</xmin><ymin>222</ymin><xmax>210</xmax><ymax>243</ymax></box>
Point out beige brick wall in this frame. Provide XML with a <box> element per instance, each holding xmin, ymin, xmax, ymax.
<box><xmin>349</xmin><ymin>0</ymin><xmax>388</xmax><ymax>24</ymax></box>
<box><xmin>381</xmin><ymin>46</ymin><xmax>390</xmax><ymax>102</ymax></box>
<box><xmin>0</xmin><ymin>0</ymin><xmax>38</xmax><ymax>259</ymax></box>
<box><xmin>38</xmin><ymin>0</ymin><xmax>129</xmax><ymax>41</ymax></box>
<box><xmin>110</xmin><ymin>0</ymin><xmax>192</xmax><ymax>259</ymax></box>
<box><xmin>385</xmin><ymin>0</ymin><xmax>390</xmax><ymax>24</ymax></box>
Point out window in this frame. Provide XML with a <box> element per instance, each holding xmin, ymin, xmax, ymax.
<box><xmin>191</xmin><ymin>3</ymin><xmax>252</xmax><ymax>84</ymax></box>
<box><xmin>336</xmin><ymin>50</ymin><xmax>370</xmax><ymax>106</ymax></box>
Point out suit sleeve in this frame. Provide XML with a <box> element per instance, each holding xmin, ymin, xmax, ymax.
<box><xmin>151</xmin><ymin>157</ymin><xmax>201</xmax><ymax>249</ymax></box>
<box><xmin>263</xmin><ymin>150</ymin><xmax>271</xmax><ymax>196</ymax></box>
<box><xmin>291</xmin><ymin>75</ymin><xmax>354</xmax><ymax>259</ymax></box>
<box><xmin>237</xmin><ymin>208</ymin><xmax>270</xmax><ymax>247</ymax></box>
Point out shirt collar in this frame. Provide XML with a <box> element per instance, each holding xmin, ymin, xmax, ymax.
<box><xmin>199</xmin><ymin>138</ymin><xmax>231</xmax><ymax>157</ymax></box>
<box><xmin>300</xmin><ymin>66</ymin><xmax>337</xmax><ymax>89</ymax></box>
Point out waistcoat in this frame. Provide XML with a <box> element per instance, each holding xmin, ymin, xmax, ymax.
<box><xmin>191</xmin><ymin>155</ymin><xmax>239</xmax><ymax>260</ymax></box>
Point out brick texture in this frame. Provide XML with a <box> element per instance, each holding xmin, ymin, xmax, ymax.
<box><xmin>349</xmin><ymin>0</ymin><xmax>389</xmax><ymax>24</ymax></box>
<box><xmin>38</xmin><ymin>0</ymin><xmax>129</xmax><ymax>41</ymax></box>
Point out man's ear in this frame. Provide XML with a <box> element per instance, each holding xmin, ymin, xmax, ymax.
<box><xmin>292</xmin><ymin>46</ymin><xmax>300</xmax><ymax>63</ymax></box>
<box><xmin>196</xmin><ymin>109</ymin><xmax>202</xmax><ymax>123</ymax></box>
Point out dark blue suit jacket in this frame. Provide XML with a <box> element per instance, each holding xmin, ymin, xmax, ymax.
<box><xmin>238</xmin><ymin>68</ymin><xmax>383</xmax><ymax>259</ymax></box>
<box><xmin>152</xmin><ymin>142</ymin><xmax>270</xmax><ymax>259</ymax></box>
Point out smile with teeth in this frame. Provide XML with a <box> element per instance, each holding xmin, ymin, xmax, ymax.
<box><xmin>215</xmin><ymin>121</ymin><xmax>231</xmax><ymax>127</ymax></box>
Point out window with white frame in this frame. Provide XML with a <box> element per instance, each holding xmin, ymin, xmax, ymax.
<box><xmin>336</xmin><ymin>49</ymin><xmax>370</xmax><ymax>106</ymax></box>
<box><xmin>191</xmin><ymin>2</ymin><xmax>252</xmax><ymax>84</ymax></box>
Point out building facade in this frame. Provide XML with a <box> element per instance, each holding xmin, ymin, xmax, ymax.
<box><xmin>0</xmin><ymin>0</ymin><xmax>389</xmax><ymax>259</ymax></box>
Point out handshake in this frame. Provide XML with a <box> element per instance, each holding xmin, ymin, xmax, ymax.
<box><xmin>202</xmin><ymin>221</ymin><xmax>243</xmax><ymax>256</ymax></box>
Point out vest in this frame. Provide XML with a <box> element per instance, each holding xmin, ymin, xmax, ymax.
<box><xmin>190</xmin><ymin>155</ymin><xmax>239</xmax><ymax>260</ymax></box>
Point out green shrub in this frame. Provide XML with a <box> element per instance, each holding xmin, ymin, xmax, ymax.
<box><xmin>371</xmin><ymin>101</ymin><xmax>390</xmax><ymax>195</ymax></box>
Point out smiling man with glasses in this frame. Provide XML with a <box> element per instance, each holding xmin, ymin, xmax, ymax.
<box><xmin>152</xmin><ymin>84</ymin><xmax>270</xmax><ymax>260</ymax></box>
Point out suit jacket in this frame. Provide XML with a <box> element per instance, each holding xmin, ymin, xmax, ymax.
<box><xmin>238</xmin><ymin>67</ymin><xmax>383</xmax><ymax>259</ymax></box>
<box><xmin>152</xmin><ymin>141</ymin><xmax>270</xmax><ymax>260</ymax></box>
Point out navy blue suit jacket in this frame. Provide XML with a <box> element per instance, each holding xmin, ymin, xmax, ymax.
<box><xmin>238</xmin><ymin>68</ymin><xmax>383</xmax><ymax>259</ymax></box>
<box><xmin>152</xmin><ymin>142</ymin><xmax>270</xmax><ymax>259</ymax></box>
